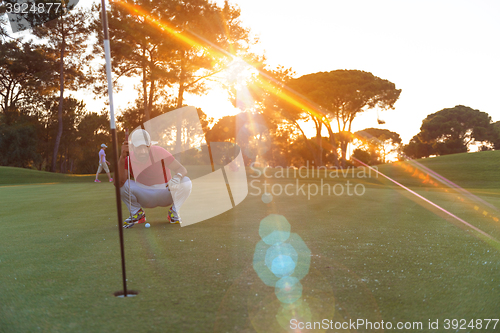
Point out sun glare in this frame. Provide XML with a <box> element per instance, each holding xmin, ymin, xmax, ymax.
<box><xmin>184</xmin><ymin>88</ymin><xmax>240</xmax><ymax>121</ymax></box>
<box><xmin>225</xmin><ymin>57</ymin><xmax>258</xmax><ymax>87</ymax></box>
<box><xmin>185</xmin><ymin>58</ymin><xmax>260</xmax><ymax>120</ymax></box>
<box><xmin>111</xmin><ymin>0</ymin><xmax>370</xmax><ymax>140</ymax></box>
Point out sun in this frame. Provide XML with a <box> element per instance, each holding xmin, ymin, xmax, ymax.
<box><xmin>225</xmin><ymin>57</ymin><xmax>258</xmax><ymax>87</ymax></box>
<box><xmin>185</xmin><ymin>88</ymin><xmax>240</xmax><ymax>121</ymax></box>
<box><xmin>185</xmin><ymin>57</ymin><xmax>260</xmax><ymax>121</ymax></box>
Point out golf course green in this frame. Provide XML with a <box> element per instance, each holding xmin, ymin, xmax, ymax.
<box><xmin>1</xmin><ymin>151</ymin><xmax>499</xmax><ymax>332</ymax></box>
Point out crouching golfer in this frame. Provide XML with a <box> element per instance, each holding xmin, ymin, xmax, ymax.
<box><xmin>117</xmin><ymin>129</ymin><xmax>192</xmax><ymax>228</ymax></box>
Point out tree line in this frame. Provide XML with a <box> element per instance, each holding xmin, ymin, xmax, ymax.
<box><xmin>1</xmin><ymin>1</ymin><xmax>498</xmax><ymax>173</ymax></box>
<box><xmin>403</xmin><ymin>105</ymin><xmax>500</xmax><ymax>158</ymax></box>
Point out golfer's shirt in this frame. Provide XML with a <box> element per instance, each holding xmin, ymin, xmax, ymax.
<box><xmin>99</xmin><ymin>149</ymin><xmax>106</xmax><ymax>164</ymax></box>
<box><xmin>125</xmin><ymin>146</ymin><xmax>175</xmax><ymax>187</ymax></box>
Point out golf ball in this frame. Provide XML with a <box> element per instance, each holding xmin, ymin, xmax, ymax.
<box><xmin>145</xmin><ymin>223</ymin><xmax>150</xmax><ymax>228</ymax></box>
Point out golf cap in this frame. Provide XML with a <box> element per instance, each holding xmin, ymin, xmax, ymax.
<box><xmin>130</xmin><ymin>129</ymin><xmax>157</xmax><ymax>147</ymax></box>
<box><xmin>101</xmin><ymin>144</ymin><xmax>107</xmax><ymax>148</ymax></box>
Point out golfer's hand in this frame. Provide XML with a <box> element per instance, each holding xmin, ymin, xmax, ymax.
<box><xmin>120</xmin><ymin>141</ymin><xmax>129</xmax><ymax>157</ymax></box>
<box><xmin>168</xmin><ymin>174</ymin><xmax>182</xmax><ymax>190</ymax></box>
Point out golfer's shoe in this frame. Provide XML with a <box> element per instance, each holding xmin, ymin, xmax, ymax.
<box><xmin>109</xmin><ymin>178</ymin><xmax>113</xmax><ymax>182</ymax></box>
<box><xmin>123</xmin><ymin>209</ymin><xmax>146</xmax><ymax>228</ymax></box>
<box><xmin>94</xmin><ymin>179</ymin><xmax>101</xmax><ymax>182</ymax></box>
<box><xmin>167</xmin><ymin>207</ymin><xmax>181</xmax><ymax>224</ymax></box>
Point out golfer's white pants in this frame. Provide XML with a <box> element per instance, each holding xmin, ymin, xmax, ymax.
<box><xmin>120</xmin><ymin>177</ymin><xmax>192</xmax><ymax>217</ymax></box>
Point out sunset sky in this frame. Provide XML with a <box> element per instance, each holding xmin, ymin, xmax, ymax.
<box><xmin>197</xmin><ymin>0</ymin><xmax>500</xmax><ymax>143</ymax></box>
<box><xmin>17</xmin><ymin>0</ymin><xmax>498</xmax><ymax>144</ymax></box>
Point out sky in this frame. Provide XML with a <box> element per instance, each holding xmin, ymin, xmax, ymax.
<box><xmin>13</xmin><ymin>0</ymin><xmax>498</xmax><ymax>144</ymax></box>
<box><xmin>191</xmin><ymin>0</ymin><xmax>500</xmax><ymax>143</ymax></box>
<box><xmin>201</xmin><ymin>0</ymin><xmax>500</xmax><ymax>143</ymax></box>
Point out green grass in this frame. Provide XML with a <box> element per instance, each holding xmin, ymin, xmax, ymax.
<box><xmin>378</xmin><ymin>150</ymin><xmax>500</xmax><ymax>190</ymax></box>
<box><xmin>1</xmin><ymin>151</ymin><xmax>500</xmax><ymax>332</ymax></box>
<box><xmin>0</xmin><ymin>166</ymin><xmax>100</xmax><ymax>185</ymax></box>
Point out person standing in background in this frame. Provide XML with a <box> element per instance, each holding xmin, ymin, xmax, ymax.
<box><xmin>95</xmin><ymin>144</ymin><xmax>113</xmax><ymax>183</ymax></box>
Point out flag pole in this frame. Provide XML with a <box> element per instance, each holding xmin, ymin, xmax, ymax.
<box><xmin>100</xmin><ymin>0</ymin><xmax>133</xmax><ymax>297</ymax></box>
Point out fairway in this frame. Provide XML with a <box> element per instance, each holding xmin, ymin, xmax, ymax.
<box><xmin>1</xmin><ymin>152</ymin><xmax>500</xmax><ymax>332</ymax></box>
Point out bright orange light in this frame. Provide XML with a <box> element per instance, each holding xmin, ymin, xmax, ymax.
<box><xmin>225</xmin><ymin>57</ymin><xmax>257</xmax><ymax>86</ymax></box>
<box><xmin>112</xmin><ymin>0</ymin><xmax>329</xmax><ymax>121</ymax></box>
<box><xmin>113</xmin><ymin>0</ymin><xmax>228</xmax><ymax>61</ymax></box>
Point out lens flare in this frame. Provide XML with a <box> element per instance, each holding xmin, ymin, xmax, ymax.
<box><xmin>352</xmin><ymin>156</ymin><xmax>500</xmax><ymax>251</ymax></box>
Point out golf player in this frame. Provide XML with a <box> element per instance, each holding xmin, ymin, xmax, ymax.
<box><xmin>95</xmin><ymin>144</ymin><xmax>113</xmax><ymax>182</ymax></box>
<box><xmin>117</xmin><ymin>129</ymin><xmax>192</xmax><ymax>228</ymax></box>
